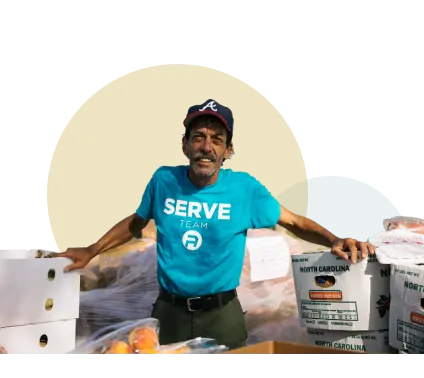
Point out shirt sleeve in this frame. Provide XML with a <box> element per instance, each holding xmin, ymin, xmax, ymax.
<box><xmin>249</xmin><ymin>176</ymin><xmax>281</xmax><ymax>229</ymax></box>
<box><xmin>135</xmin><ymin>171</ymin><xmax>157</xmax><ymax>220</ymax></box>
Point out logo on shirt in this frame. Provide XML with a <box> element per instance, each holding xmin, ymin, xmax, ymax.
<box><xmin>182</xmin><ymin>230</ymin><xmax>203</xmax><ymax>251</ymax></box>
<box><xmin>163</xmin><ymin>198</ymin><xmax>231</xmax><ymax>220</ymax></box>
<box><xmin>163</xmin><ymin>198</ymin><xmax>231</xmax><ymax>252</ymax></box>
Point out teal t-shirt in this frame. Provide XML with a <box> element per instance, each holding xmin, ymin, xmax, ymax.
<box><xmin>136</xmin><ymin>165</ymin><xmax>281</xmax><ymax>297</ymax></box>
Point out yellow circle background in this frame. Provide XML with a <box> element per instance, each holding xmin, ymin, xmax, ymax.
<box><xmin>47</xmin><ymin>65</ymin><xmax>307</xmax><ymax>251</ymax></box>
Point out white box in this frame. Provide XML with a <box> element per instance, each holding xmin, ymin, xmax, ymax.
<box><xmin>0</xmin><ymin>249</ymin><xmax>80</xmax><ymax>328</ymax></box>
<box><xmin>0</xmin><ymin>319</ymin><xmax>76</xmax><ymax>354</ymax></box>
<box><xmin>389</xmin><ymin>263</ymin><xmax>424</xmax><ymax>354</ymax></box>
<box><xmin>291</xmin><ymin>251</ymin><xmax>390</xmax><ymax>331</ymax></box>
<box><xmin>306</xmin><ymin>328</ymin><xmax>390</xmax><ymax>353</ymax></box>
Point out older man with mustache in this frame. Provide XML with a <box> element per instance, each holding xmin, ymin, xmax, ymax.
<box><xmin>53</xmin><ymin>99</ymin><xmax>375</xmax><ymax>350</ymax></box>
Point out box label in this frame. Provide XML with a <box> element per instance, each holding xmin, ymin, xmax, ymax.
<box><xmin>309</xmin><ymin>290</ymin><xmax>342</xmax><ymax>300</ymax></box>
<box><xmin>307</xmin><ymin>329</ymin><xmax>389</xmax><ymax>353</ymax></box>
<box><xmin>411</xmin><ymin>312</ymin><xmax>424</xmax><ymax>326</ymax></box>
<box><xmin>313</xmin><ymin>340</ymin><xmax>367</xmax><ymax>352</ymax></box>
<box><xmin>393</xmin><ymin>266</ymin><xmax>422</xmax><ymax>278</ymax></box>
<box><xmin>397</xmin><ymin>320</ymin><xmax>424</xmax><ymax>350</ymax></box>
<box><xmin>403</xmin><ymin>281</ymin><xmax>424</xmax><ymax>292</ymax></box>
<box><xmin>301</xmin><ymin>300</ymin><xmax>358</xmax><ymax>322</ymax></box>
<box><xmin>299</xmin><ymin>265</ymin><xmax>350</xmax><ymax>273</ymax></box>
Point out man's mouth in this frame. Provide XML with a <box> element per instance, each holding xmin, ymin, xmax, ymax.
<box><xmin>194</xmin><ymin>156</ymin><xmax>215</xmax><ymax>164</ymax></box>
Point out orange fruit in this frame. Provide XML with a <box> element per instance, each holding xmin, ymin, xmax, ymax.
<box><xmin>105</xmin><ymin>340</ymin><xmax>133</xmax><ymax>354</ymax></box>
<box><xmin>128</xmin><ymin>327</ymin><xmax>159</xmax><ymax>351</ymax></box>
<box><xmin>138</xmin><ymin>348</ymin><xmax>159</xmax><ymax>354</ymax></box>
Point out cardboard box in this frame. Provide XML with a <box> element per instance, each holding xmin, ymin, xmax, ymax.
<box><xmin>226</xmin><ymin>340</ymin><xmax>359</xmax><ymax>354</ymax></box>
<box><xmin>306</xmin><ymin>328</ymin><xmax>390</xmax><ymax>353</ymax></box>
<box><xmin>0</xmin><ymin>249</ymin><xmax>80</xmax><ymax>328</ymax></box>
<box><xmin>291</xmin><ymin>251</ymin><xmax>390</xmax><ymax>331</ymax></box>
<box><xmin>389</xmin><ymin>263</ymin><xmax>424</xmax><ymax>354</ymax></box>
<box><xmin>0</xmin><ymin>319</ymin><xmax>76</xmax><ymax>354</ymax></box>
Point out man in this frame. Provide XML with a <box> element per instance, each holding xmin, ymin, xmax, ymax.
<box><xmin>54</xmin><ymin>99</ymin><xmax>375</xmax><ymax>350</ymax></box>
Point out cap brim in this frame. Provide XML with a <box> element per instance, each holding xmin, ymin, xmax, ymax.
<box><xmin>183</xmin><ymin>110</ymin><xmax>231</xmax><ymax>134</ymax></box>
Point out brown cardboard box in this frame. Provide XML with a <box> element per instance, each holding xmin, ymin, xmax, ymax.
<box><xmin>221</xmin><ymin>341</ymin><xmax>399</xmax><ymax>361</ymax></box>
<box><xmin>226</xmin><ymin>341</ymin><xmax>360</xmax><ymax>354</ymax></box>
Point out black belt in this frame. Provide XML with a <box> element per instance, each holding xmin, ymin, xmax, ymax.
<box><xmin>158</xmin><ymin>288</ymin><xmax>237</xmax><ymax>312</ymax></box>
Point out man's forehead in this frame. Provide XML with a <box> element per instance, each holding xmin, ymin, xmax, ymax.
<box><xmin>190</xmin><ymin>120</ymin><xmax>227</xmax><ymax>135</ymax></box>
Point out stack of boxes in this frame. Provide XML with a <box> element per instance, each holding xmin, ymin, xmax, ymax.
<box><xmin>0</xmin><ymin>249</ymin><xmax>80</xmax><ymax>354</ymax></box>
<box><xmin>291</xmin><ymin>251</ymin><xmax>393</xmax><ymax>353</ymax></box>
<box><xmin>387</xmin><ymin>262</ymin><xmax>424</xmax><ymax>354</ymax></box>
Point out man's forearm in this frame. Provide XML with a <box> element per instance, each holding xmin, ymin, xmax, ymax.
<box><xmin>280</xmin><ymin>215</ymin><xmax>338</xmax><ymax>248</ymax></box>
<box><xmin>88</xmin><ymin>214</ymin><xmax>148</xmax><ymax>257</ymax></box>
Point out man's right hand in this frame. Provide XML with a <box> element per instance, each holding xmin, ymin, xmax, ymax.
<box><xmin>48</xmin><ymin>246</ymin><xmax>98</xmax><ymax>272</ymax></box>
<box><xmin>47</xmin><ymin>213</ymin><xmax>149</xmax><ymax>272</ymax></box>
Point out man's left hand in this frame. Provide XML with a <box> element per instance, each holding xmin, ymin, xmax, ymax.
<box><xmin>331</xmin><ymin>238</ymin><xmax>376</xmax><ymax>264</ymax></box>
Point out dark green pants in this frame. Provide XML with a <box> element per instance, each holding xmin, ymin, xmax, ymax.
<box><xmin>150</xmin><ymin>295</ymin><xmax>248</xmax><ymax>350</ymax></box>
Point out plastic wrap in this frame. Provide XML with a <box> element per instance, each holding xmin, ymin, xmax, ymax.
<box><xmin>240</xmin><ymin>229</ymin><xmax>307</xmax><ymax>344</ymax></box>
<box><xmin>72</xmin><ymin>318</ymin><xmax>159</xmax><ymax>354</ymax></box>
<box><xmin>370</xmin><ymin>216</ymin><xmax>424</xmax><ymax>265</ymax></box>
<box><xmin>369</xmin><ymin>216</ymin><xmax>424</xmax><ymax>246</ymax></box>
<box><xmin>71</xmin><ymin>318</ymin><xmax>227</xmax><ymax>354</ymax></box>
<box><xmin>77</xmin><ymin>246</ymin><xmax>160</xmax><ymax>341</ymax></box>
<box><xmin>383</xmin><ymin>216</ymin><xmax>424</xmax><ymax>234</ymax></box>
<box><xmin>77</xmin><ymin>228</ymin><xmax>308</xmax><ymax>345</ymax></box>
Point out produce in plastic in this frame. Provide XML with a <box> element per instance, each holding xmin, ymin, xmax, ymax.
<box><xmin>370</xmin><ymin>216</ymin><xmax>424</xmax><ymax>265</ymax></box>
<box><xmin>70</xmin><ymin>318</ymin><xmax>226</xmax><ymax>354</ymax></box>
<box><xmin>383</xmin><ymin>216</ymin><xmax>424</xmax><ymax>234</ymax></box>
<box><xmin>368</xmin><ymin>216</ymin><xmax>424</xmax><ymax>246</ymax></box>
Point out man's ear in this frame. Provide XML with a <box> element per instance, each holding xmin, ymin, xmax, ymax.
<box><xmin>224</xmin><ymin>142</ymin><xmax>234</xmax><ymax>160</ymax></box>
<box><xmin>182</xmin><ymin>136</ymin><xmax>188</xmax><ymax>158</ymax></box>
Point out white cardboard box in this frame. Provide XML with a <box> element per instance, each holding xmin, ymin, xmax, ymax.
<box><xmin>0</xmin><ymin>249</ymin><xmax>80</xmax><ymax>328</ymax></box>
<box><xmin>389</xmin><ymin>263</ymin><xmax>424</xmax><ymax>354</ymax></box>
<box><xmin>306</xmin><ymin>328</ymin><xmax>390</xmax><ymax>353</ymax></box>
<box><xmin>291</xmin><ymin>251</ymin><xmax>390</xmax><ymax>331</ymax></box>
<box><xmin>0</xmin><ymin>319</ymin><xmax>76</xmax><ymax>354</ymax></box>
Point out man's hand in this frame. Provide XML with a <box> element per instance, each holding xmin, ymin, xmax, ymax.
<box><xmin>46</xmin><ymin>213</ymin><xmax>150</xmax><ymax>272</ymax></box>
<box><xmin>277</xmin><ymin>205</ymin><xmax>377</xmax><ymax>263</ymax></box>
<box><xmin>331</xmin><ymin>238</ymin><xmax>376</xmax><ymax>263</ymax></box>
<box><xmin>47</xmin><ymin>246</ymin><xmax>97</xmax><ymax>272</ymax></box>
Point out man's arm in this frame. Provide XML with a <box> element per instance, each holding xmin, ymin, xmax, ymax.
<box><xmin>277</xmin><ymin>205</ymin><xmax>337</xmax><ymax>248</ymax></box>
<box><xmin>247</xmin><ymin>175</ymin><xmax>374</xmax><ymax>263</ymax></box>
<box><xmin>88</xmin><ymin>213</ymin><xmax>149</xmax><ymax>257</ymax></box>
<box><xmin>277</xmin><ymin>205</ymin><xmax>375</xmax><ymax>263</ymax></box>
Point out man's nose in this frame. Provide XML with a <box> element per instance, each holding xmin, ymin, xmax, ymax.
<box><xmin>200</xmin><ymin>137</ymin><xmax>213</xmax><ymax>152</ymax></box>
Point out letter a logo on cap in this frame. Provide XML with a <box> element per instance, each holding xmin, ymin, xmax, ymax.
<box><xmin>199</xmin><ymin>100</ymin><xmax>217</xmax><ymax>112</ymax></box>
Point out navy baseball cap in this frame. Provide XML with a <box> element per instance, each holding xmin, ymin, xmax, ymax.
<box><xmin>183</xmin><ymin>99</ymin><xmax>234</xmax><ymax>136</ymax></box>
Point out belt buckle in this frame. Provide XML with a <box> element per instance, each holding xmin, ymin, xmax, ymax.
<box><xmin>187</xmin><ymin>297</ymin><xmax>201</xmax><ymax>312</ymax></box>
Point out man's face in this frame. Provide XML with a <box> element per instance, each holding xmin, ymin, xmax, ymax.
<box><xmin>183</xmin><ymin>117</ymin><xmax>232</xmax><ymax>178</ymax></box>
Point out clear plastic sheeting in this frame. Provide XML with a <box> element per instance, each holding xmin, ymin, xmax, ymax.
<box><xmin>77</xmin><ymin>246</ymin><xmax>160</xmax><ymax>341</ymax></box>
<box><xmin>71</xmin><ymin>318</ymin><xmax>227</xmax><ymax>354</ymax></box>
<box><xmin>370</xmin><ymin>216</ymin><xmax>424</xmax><ymax>265</ymax></box>
<box><xmin>77</xmin><ymin>228</ymin><xmax>308</xmax><ymax>346</ymax></box>
<box><xmin>383</xmin><ymin>216</ymin><xmax>424</xmax><ymax>234</ymax></box>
